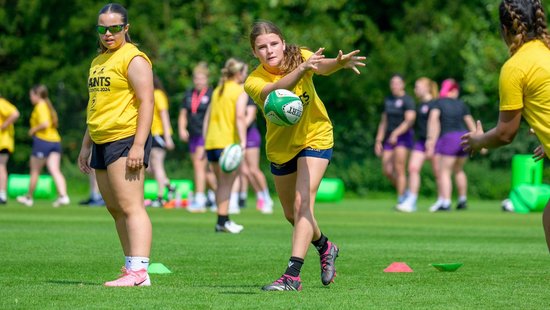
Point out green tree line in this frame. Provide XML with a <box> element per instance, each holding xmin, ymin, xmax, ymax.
<box><xmin>0</xmin><ymin>0</ymin><xmax>544</xmax><ymax>198</ymax></box>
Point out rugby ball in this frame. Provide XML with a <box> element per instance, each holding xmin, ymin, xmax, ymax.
<box><xmin>220</xmin><ymin>143</ymin><xmax>243</xmax><ymax>173</ymax></box>
<box><xmin>264</xmin><ymin>89</ymin><xmax>303</xmax><ymax>126</ymax></box>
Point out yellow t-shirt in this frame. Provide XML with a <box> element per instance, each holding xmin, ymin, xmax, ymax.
<box><xmin>87</xmin><ymin>43</ymin><xmax>152</xmax><ymax>144</ymax></box>
<box><xmin>244</xmin><ymin>49</ymin><xmax>333</xmax><ymax>164</ymax></box>
<box><xmin>30</xmin><ymin>100</ymin><xmax>61</xmax><ymax>142</ymax></box>
<box><xmin>151</xmin><ymin>89</ymin><xmax>172</xmax><ymax>136</ymax></box>
<box><xmin>499</xmin><ymin>40</ymin><xmax>550</xmax><ymax>155</ymax></box>
<box><xmin>205</xmin><ymin>80</ymin><xmax>243</xmax><ymax>150</ymax></box>
<box><xmin>0</xmin><ymin>98</ymin><xmax>18</xmax><ymax>152</ymax></box>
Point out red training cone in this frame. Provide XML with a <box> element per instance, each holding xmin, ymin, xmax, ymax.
<box><xmin>384</xmin><ymin>262</ymin><xmax>413</xmax><ymax>273</ymax></box>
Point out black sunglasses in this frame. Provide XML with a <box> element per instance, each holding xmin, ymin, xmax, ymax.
<box><xmin>96</xmin><ymin>24</ymin><xmax>125</xmax><ymax>35</ymax></box>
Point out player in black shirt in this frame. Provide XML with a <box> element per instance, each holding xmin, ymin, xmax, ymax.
<box><xmin>426</xmin><ymin>79</ymin><xmax>476</xmax><ymax>212</ymax></box>
<box><xmin>375</xmin><ymin>74</ymin><xmax>416</xmax><ymax>207</ymax></box>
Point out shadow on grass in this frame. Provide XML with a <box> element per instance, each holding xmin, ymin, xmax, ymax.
<box><xmin>219</xmin><ymin>291</ymin><xmax>259</xmax><ymax>295</ymax></box>
<box><xmin>47</xmin><ymin>280</ymin><xmax>98</xmax><ymax>286</ymax></box>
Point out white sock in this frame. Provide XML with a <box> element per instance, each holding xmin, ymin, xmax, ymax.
<box><xmin>239</xmin><ymin>191</ymin><xmax>247</xmax><ymax>200</ymax></box>
<box><xmin>408</xmin><ymin>193</ymin><xmax>418</xmax><ymax>202</ymax></box>
<box><xmin>458</xmin><ymin>196</ymin><xmax>467</xmax><ymax>203</ymax></box>
<box><xmin>262</xmin><ymin>189</ymin><xmax>272</xmax><ymax>201</ymax></box>
<box><xmin>195</xmin><ymin>192</ymin><xmax>206</xmax><ymax>206</ymax></box>
<box><xmin>442</xmin><ymin>199</ymin><xmax>451</xmax><ymax>206</ymax></box>
<box><xmin>230</xmin><ymin>193</ymin><xmax>239</xmax><ymax>209</ymax></box>
<box><xmin>256</xmin><ymin>191</ymin><xmax>264</xmax><ymax>200</ymax></box>
<box><xmin>0</xmin><ymin>191</ymin><xmax>6</xmax><ymax>200</ymax></box>
<box><xmin>126</xmin><ymin>256</ymin><xmax>149</xmax><ymax>271</ymax></box>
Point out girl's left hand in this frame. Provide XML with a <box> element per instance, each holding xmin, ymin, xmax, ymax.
<box><xmin>336</xmin><ymin>50</ymin><xmax>367</xmax><ymax>74</ymax></box>
<box><xmin>127</xmin><ymin>145</ymin><xmax>145</xmax><ymax>170</ymax></box>
<box><xmin>533</xmin><ymin>144</ymin><xmax>546</xmax><ymax>162</ymax></box>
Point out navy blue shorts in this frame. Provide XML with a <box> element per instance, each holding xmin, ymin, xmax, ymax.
<box><xmin>206</xmin><ymin>149</ymin><xmax>224</xmax><ymax>163</ymax></box>
<box><xmin>32</xmin><ymin>137</ymin><xmax>62</xmax><ymax>158</ymax></box>
<box><xmin>270</xmin><ymin>147</ymin><xmax>333</xmax><ymax>176</ymax></box>
<box><xmin>91</xmin><ymin>135</ymin><xmax>152</xmax><ymax>170</ymax></box>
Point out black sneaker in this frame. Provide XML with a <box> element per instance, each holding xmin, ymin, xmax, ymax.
<box><xmin>0</xmin><ymin>198</ymin><xmax>6</xmax><ymax>205</ymax></box>
<box><xmin>456</xmin><ymin>201</ymin><xmax>467</xmax><ymax>210</ymax></box>
<box><xmin>79</xmin><ymin>197</ymin><xmax>93</xmax><ymax>205</ymax></box>
<box><xmin>429</xmin><ymin>203</ymin><xmax>451</xmax><ymax>212</ymax></box>
<box><xmin>320</xmin><ymin>241</ymin><xmax>339</xmax><ymax>285</ymax></box>
<box><xmin>262</xmin><ymin>274</ymin><xmax>302</xmax><ymax>291</ymax></box>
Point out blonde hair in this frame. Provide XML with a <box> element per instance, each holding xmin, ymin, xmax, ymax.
<box><xmin>193</xmin><ymin>61</ymin><xmax>210</xmax><ymax>77</ymax></box>
<box><xmin>416</xmin><ymin>77</ymin><xmax>439</xmax><ymax>99</ymax></box>
<box><xmin>218</xmin><ymin>58</ymin><xmax>246</xmax><ymax>95</ymax></box>
<box><xmin>31</xmin><ymin>84</ymin><xmax>58</xmax><ymax>128</ymax></box>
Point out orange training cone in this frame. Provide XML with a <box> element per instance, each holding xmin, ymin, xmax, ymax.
<box><xmin>384</xmin><ymin>262</ymin><xmax>413</xmax><ymax>273</ymax></box>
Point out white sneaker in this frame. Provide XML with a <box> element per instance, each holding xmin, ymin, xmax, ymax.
<box><xmin>215</xmin><ymin>220</ymin><xmax>244</xmax><ymax>233</ymax></box>
<box><xmin>429</xmin><ymin>201</ymin><xmax>451</xmax><ymax>212</ymax></box>
<box><xmin>396</xmin><ymin>201</ymin><xmax>416</xmax><ymax>213</ymax></box>
<box><xmin>260</xmin><ymin>199</ymin><xmax>274</xmax><ymax>214</ymax></box>
<box><xmin>187</xmin><ymin>202</ymin><xmax>207</xmax><ymax>213</ymax></box>
<box><xmin>396</xmin><ymin>196</ymin><xmax>417</xmax><ymax>213</ymax></box>
<box><xmin>16</xmin><ymin>195</ymin><xmax>33</xmax><ymax>207</ymax></box>
<box><xmin>228</xmin><ymin>201</ymin><xmax>240</xmax><ymax>214</ymax></box>
<box><xmin>53</xmin><ymin>196</ymin><xmax>70</xmax><ymax>208</ymax></box>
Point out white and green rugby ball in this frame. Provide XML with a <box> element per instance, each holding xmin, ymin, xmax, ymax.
<box><xmin>264</xmin><ymin>89</ymin><xmax>303</xmax><ymax>126</ymax></box>
<box><xmin>220</xmin><ymin>143</ymin><xmax>243</xmax><ymax>173</ymax></box>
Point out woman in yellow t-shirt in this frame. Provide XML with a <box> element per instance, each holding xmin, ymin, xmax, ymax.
<box><xmin>461</xmin><ymin>0</ymin><xmax>550</xmax><ymax>249</ymax></box>
<box><xmin>244</xmin><ymin>20</ymin><xmax>366</xmax><ymax>291</ymax></box>
<box><xmin>16</xmin><ymin>85</ymin><xmax>70</xmax><ymax>208</ymax></box>
<box><xmin>147</xmin><ymin>75</ymin><xmax>175</xmax><ymax>207</ymax></box>
<box><xmin>77</xmin><ymin>3</ymin><xmax>154</xmax><ymax>287</ymax></box>
<box><xmin>0</xmin><ymin>95</ymin><xmax>20</xmax><ymax>204</ymax></box>
<box><xmin>204</xmin><ymin>58</ymin><xmax>248</xmax><ymax>233</ymax></box>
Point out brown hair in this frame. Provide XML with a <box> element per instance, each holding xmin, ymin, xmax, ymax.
<box><xmin>499</xmin><ymin>0</ymin><xmax>550</xmax><ymax>55</ymax></box>
<box><xmin>97</xmin><ymin>3</ymin><xmax>133</xmax><ymax>53</ymax></box>
<box><xmin>249</xmin><ymin>20</ymin><xmax>304</xmax><ymax>74</ymax></box>
<box><xmin>31</xmin><ymin>84</ymin><xmax>58</xmax><ymax>128</ymax></box>
<box><xmin>218</xmin><ymin>58</ymin><xmax>246</xmax><ymax>96</ymax></box>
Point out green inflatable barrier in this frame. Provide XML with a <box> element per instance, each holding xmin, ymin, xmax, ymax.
<box><xmin>511</xmin><ymin>154</ymin><xmax>542</xmax><ymax>188</ymax></box>
<box><xmin>144</xmin><ymin>179</ymin><xmax>194</xmax><ymax>200</ymax></box>
<box><xmin>316</xmin><ymin>178</ymin><xmax>345</xmax><ymax>202</ymax></box>
<box><xmin>7</xmin><ymin>174</ymin><xmax>56</xmax><ymax>199</ymax></box>
<box><xmin>509</xmin><ymin>184</ymin><xmax>550</xmax><ymax>214</ymax></box>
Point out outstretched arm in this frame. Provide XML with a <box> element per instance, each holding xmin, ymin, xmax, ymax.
<box><xmin>315</xmin><ymin>49</ymin><xmax>367</xmax><ymax>76</ymax></box>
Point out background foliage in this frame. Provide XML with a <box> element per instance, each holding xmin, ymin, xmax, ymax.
<box><xmin>1</xmin><ymin>0</ymin><xmax>546</xmax><ymax>198</ymax></box>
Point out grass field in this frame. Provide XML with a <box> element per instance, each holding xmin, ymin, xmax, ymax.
<box><xmin>1</xmin><ymin>198</ymin><xmax>549</xmax><ymax>309</ymax></box>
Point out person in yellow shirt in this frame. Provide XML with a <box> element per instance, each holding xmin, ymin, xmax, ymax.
<box><xmin>77</xmin><ymin>3</ymin><xmax>154</xmax><ymax>287</ymax></box>
<box><xmin>147</xmin><ymin>75</ymin><xmax>175</xmax><ymax>207</ymax></box>
<box><xmin>204</xmin><ymin>58</ymin><xmax>248</xmax><ymax>233</ymax></box>
<box><xmin>0</xmin><ymin>95</ymin><xmax>20</xmax><ymax>204</ymax></box>
<box><xmin>244</xmin><ymin>20</ymin><xmax>366</xmax><ymax>291</ymax></box>
<box><xmin>461</xmin><ymin>0</ymin><xmax>550</xmax><ymax>250</ymax></box>
<box><xmin>16</xmin><ymin>85</ymin><xmax>70</xmax><ymax>208</ymax></box>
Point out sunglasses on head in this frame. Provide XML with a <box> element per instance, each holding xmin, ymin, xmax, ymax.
<box><xmin>96</xmin><ymin>24</ymin><xmax>125</xmax><ymax>35</ymax></box>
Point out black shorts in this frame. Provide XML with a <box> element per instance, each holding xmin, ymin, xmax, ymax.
<box><xmin>0</xmin><ymin>149</ymin><xmax>10</xmax><ymax>154</ymax></box>
<box><xmin>270</xmin><ymin>147</ymin><xmax>333</xmax><ymax>176</ymax></box>
<box><xmin>91</xmin><ymin>135</ymin><xmax>152</xmax><ymax>170</ymax></box>
<box><xmin>152</xmin><ymin>135</ymin><xmax>166</xmax><ymax>149</ymax></box>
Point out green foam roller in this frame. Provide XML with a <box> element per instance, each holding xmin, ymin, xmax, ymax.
<box><xmin>316</xmin><ymin>178</ymin><xmax>345</xmax><ymax>202</ymax></box>
<box><xmin>509</xmin><ymin>184</ymin><xmax>550</xmax><ymax>213</ymax></box>
<box><xmin>512</xmin><ymin>154</ymin><xmax>542</xmax><ymax>188</ymax></box>
<box><xmin>144</xmin><ymin>179</ymin><xmax>194</xmax><ymax>199</ymax></box>
<box><xmin>7</xmin><ymin>174</ymin><xmax>56</xmax><ymax>199</ymax></box>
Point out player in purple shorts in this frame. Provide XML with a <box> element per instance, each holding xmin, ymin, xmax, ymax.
<box><xmin>375</xmin><ymin>74</ymin><xmax>416</xmax><ymax>206</ymax></box>
<box><xmin>426</xmin><ymin>79</ymin><xmax>476</xmax><ymax>212</ymax></box>
<box><xmin>179</xmin><ymin>62</ymin><xmax>217</xmax><ymax>212</ymax></box>
<box><xmin>397</xmin><ymin>77</ymin><xmax>439</xmax><ymax>212</ymax></box>
<box><xmin>233</xmin><ymin>98</ymin><xmax>274</xmax><ymax>214</ymax></box>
